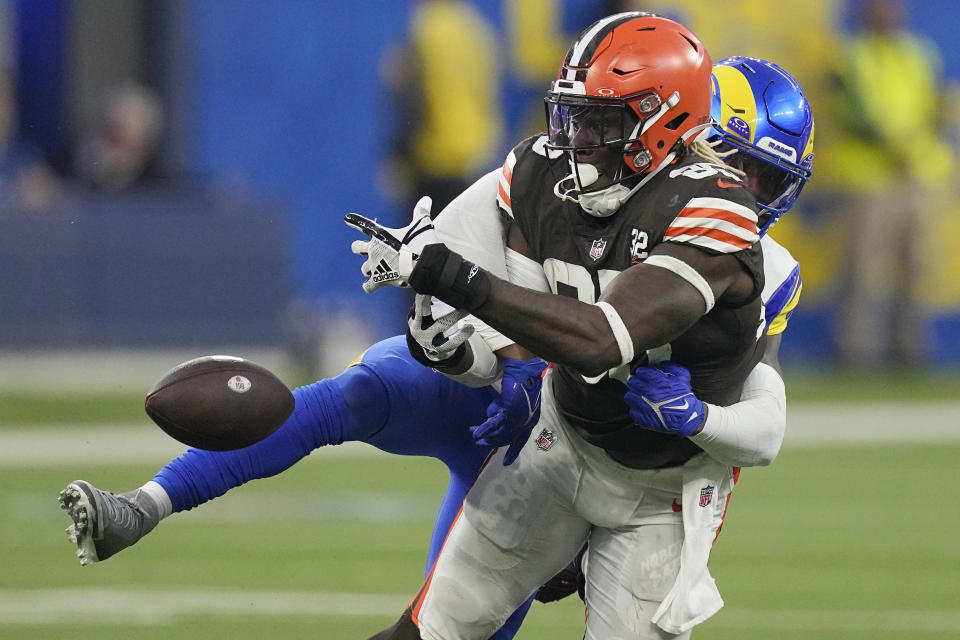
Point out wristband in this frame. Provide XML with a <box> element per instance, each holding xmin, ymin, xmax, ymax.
<box><xmin>408</xmin><ymin>244</ymin><xmax>492</xmax><ymax>311</ymax></box>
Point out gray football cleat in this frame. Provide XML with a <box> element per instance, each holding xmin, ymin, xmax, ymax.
<box><xmin>58</xmin><ymin>480</ymin><xmax>161</xmax><ymax>565</ymax></box>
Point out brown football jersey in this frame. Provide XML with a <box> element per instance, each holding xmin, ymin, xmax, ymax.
<box><xmin>498</xmin><ymin>135</ymin><xmax>766</xmax><ymax>468</ymax></box>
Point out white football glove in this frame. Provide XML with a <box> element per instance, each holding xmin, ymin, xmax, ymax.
<box><xmin>346</xmin><ymin>196</ymin><xmax>436</xmax><ymax>293</ymax></box>
<box><xmin>408</xmin><ymin>294</ymin><xmax>474</xmax><ymax>362</ymax></box>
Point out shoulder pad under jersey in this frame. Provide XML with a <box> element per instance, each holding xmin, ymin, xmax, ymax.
<box><xmin>497</xmin><ymin>135</ymin><xmax>558</xmax><ymax>219</ymax></box>
<box><xmin>760</xmin><ymin>234</ymin><xmax>802</xmax><ymax>336</ymax></box>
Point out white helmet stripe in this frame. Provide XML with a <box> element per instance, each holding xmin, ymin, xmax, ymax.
<box><xmin>564</xmin><ymin>12</ymin><xmax>644</xmax><ymax>80</ymax></box>
<box><xmin>568</xmin><ymin>13</ymin><xmax>631</xmax><ymax>65</ymax></box>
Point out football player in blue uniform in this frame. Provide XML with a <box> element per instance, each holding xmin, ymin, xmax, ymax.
<box><xmin>60</xmin><ymin>35</ymin><xmax>812</xmax><ymax>640</ymax></box>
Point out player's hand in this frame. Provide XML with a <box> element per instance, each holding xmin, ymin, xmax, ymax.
<box><xmin>407</xmin><ymin>293</ymin><xmax>474</xmax><ymax>362</ymax></box>
<box><xmin>624</xmin><ymin>362</ymin><xmax>705</xmax><ymax>437</ymax></box>
<box><xmin>345</xmin><ymin>195</ymin><xmax>436</xmax><ymax>292</ymax></box>
<box><xmin>471</xmin><ymin>357</ymin><xmax>548</xmax><ymax>466</ymax></box>
<box><xmin>535</xmin><ymin>547</ymin><xmax>586</xmax><ymax>604</ymax></box>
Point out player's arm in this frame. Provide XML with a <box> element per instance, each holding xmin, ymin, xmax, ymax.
<box><xmin>668</xmin><ymin>244</ymin><xmax>802</xmax><ymax>465</ymax></box>
<box><xmin>625</xmin><ymin>328</ymin><xmax>786</xmax><ymax>467</ymax></box>
<box><xmin>690</xmin><ymin>332</ymin><xmax>785</xmax><ymax>466</ymax></box>
<box><xmin>435</xmin><ymin>229</ymin><xmax>548</xmax><ymax>382</ymax></box>
<box><xmin>347</xmin><ymin>186</ymin><xmax>755</xmax><ymax>376</ymax></box>
<box><xmin>405</xmin><ymin>280</ymin><xmax>540</xmax><ymax>387</ymax></box>
<box><xmin>407</xmin><ymin>316</ymin><xmax>533</xmax><ymax>387</ymax></box>
<box><xmin>407</xmin><ymin>192</ymin><xmax>547</xmax><ymax>386</ymax></box>
<box><xmin>760</xmin><ymin>332</ymin><xmax>783</xmax><ymax>374</ymax></box>
<box><xmin>625</xmin><ymin>237</ymin><xmax>797</xmax><ymax>466</ymax></box>
<box><xmin>407</xmin><ymin>237</ymin><xmax>753</xmax><ymax>377</ymax></box>
<box><xmin>400</xmin><ymin>169</ymin><xmax>531</xmax><ymax>383</ymax></box>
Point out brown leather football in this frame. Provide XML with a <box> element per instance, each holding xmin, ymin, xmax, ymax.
<box><xmin>145</xmin><ymin>355</ymin><xmax>294</xmax><ymax>450</ymax></box>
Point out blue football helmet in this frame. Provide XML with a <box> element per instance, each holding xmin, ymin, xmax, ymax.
<box><xmin>710</xmin><ymin>56</ymin><xmax>814</xmax><ymax>234</ymax></box>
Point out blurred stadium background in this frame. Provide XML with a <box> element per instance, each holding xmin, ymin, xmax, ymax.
<box><xmin>2</xmin><ymin>0</ymin><xmax>959</xmax><ymax>638</ymax></box>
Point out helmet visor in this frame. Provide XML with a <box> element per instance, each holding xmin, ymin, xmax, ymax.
<box><xmin>546</xmin><ymin>101</ymin><xmax>628</xmax><ymax>149</ymax></box>
<box><xmin>544</xmin><ymin>94</ymin><xmax>642</xmax><ymax>190</ymax></box>
<box><xmin>715</xmin><ymin>138</ymin><xmax>810</xmax><ymax>214</ymax></box>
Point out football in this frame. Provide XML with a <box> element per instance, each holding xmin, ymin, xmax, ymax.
<box><xmin>144</xmin><ymin>355</ymin><xmax>295</xmax><ymax>451</ymax></box>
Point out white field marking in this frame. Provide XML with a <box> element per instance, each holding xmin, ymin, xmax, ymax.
<box><xmin>0</xmin><ymin>425</ymin><xmax>387</xmax><ymax>467</ymax></box>
<box><xmin>156</xmin><ymin>492</ymin><xmax>440</xmax><ymax>523</ymax></box>
<box><xmin>783</xmin><ymin>403</ymin><xmax>960</xmax><ymax>446</ymax></box>
<box><xmin>0</xmin><ymin>347</ymin><xmax>292</xmax><ymax>392</ymax></box>
<box><xmin>711</xmin><ymin>606</ymin><xmax>960</xmax><ymax>634</ymax></box>
<box><xmin>1</xmin><ymin>588</ymin><xmax>959</xmax><ymax>634</ymax></box>
<box><xmin>4</xmin><ymin>402</ymin><xmax>960</xmax><ymax>468</ymax></box>
<box><xmin>0</xmin><ymin>588</ymin><xmax>409</xmax><ymax>625</ymax></box>
<box><xmin>16</xmin><ymin>488</ymin><xmax>440</xmax><ymax>523</ymax></box>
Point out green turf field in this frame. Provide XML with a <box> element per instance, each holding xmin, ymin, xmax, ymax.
<box><xmin>3</xmin><ymin>373</ymin><xmax>960</xmax><ymax>639</ymax></box>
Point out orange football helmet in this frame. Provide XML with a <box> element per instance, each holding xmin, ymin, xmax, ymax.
<box><xmin>545</xmin><ymin>12</ymin><xmax>713</xmax><ymax>216</ymax></box>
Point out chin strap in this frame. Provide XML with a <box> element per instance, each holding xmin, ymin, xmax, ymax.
<box><xmin>586</xmin><ymin>120</ymin><xmax>714</xmax><ymax>216</ymax></box>
<box><xmin>553</xmin><ymin>160</ymin><xmax>635</xmax><ymax>217</ymax></box>
<box><xmin>579</xmin><ymin>150</ymin><xmax>678</xmax><ymax>217</ymax></box>
<box><xmin>576</xmin><ymin>183</ymin><xmax>634</xmax><ymax>217</ymax></box>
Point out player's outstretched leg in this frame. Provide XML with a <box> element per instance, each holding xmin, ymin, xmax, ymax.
<box><xmin>58</xmin><ymin>480</ymin><xmax>167</xmax><ymax>565</ymax></box>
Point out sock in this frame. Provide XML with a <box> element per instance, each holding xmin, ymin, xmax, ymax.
<box><xmin>135</xmin><ymin>480</ymin><xmax>173</xmax><ymax>520</ymax></box>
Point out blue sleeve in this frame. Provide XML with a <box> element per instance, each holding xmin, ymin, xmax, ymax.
<box><xmin>153</xmin><ymin>335</ymin><xmax>496</xmax><ymax>514</ymax></box>
<box><xmin>153</xmin><ymin>374</ymin><xmax>360</xmax><ymax>513</ymax></box>
<box><xmin>150</xmin><ymin>334</ymin><xmax>532</xmax><ymax>638</ymax></box>
<box><xmin>357</xmin><ymin>337</ymin><xmax>495</xmax><ymax>460</ymax></box>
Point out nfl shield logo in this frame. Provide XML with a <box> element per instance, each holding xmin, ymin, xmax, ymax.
<box><xmin>589</xmin><ymin>238</ymin><xmax>607</xmax><ymax>260</ymax></box>
<box><xmin>535</xmin><ymin>428</ymin><xmax>556</xmax><ymax>451</ymax></box>
<box><xmin>699</xmin><ymin>485</ymin><xmax>715</xmax><ymax>507</ymax></box>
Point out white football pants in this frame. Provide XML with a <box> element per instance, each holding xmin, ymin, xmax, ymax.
<box><xmin>414</xmin><ymin>369</ymin><xmax>697</xmax><ymax>640</ymax></box>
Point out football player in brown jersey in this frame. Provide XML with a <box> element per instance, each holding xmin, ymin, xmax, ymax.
<box><xmin>349</xmin><ymin>12</ymin><xmax>774</xmax><ymax>640</ymax></box>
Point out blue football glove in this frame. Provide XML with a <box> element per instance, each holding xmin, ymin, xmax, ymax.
<box><xmin>624</xmin><ymin>362</ymin><xmax>705</xmax><ymax>437</ymax></box>
<box><xmin>471</xmin><ymin>358</ymin><xmax>548</xmax><ymax>466</ymax></box>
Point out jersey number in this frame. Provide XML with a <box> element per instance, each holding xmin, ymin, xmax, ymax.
<box><xmin>669</xmin><ymin>162</ymin><xmax>740</xmax><ymax>180</ymax></box>
<box><xmin>542</xmin><ymin>258</ymin><xmax>620</xmax><ymax>302</ymax></box>
<box><xmin>630</xmin><ymin>228</ymin><xmax>649</xmax><ymax>262</ymax></box>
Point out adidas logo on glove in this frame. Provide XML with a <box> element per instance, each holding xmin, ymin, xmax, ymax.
<box><xmin>372</xmin><ymin>259</ymin><xmax>400</xmax><ymax>284</ymax></box>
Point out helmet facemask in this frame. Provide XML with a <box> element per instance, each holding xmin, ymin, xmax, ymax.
<box><xmin>711</xmin><ymin>135</ymin><xmax>813</xmax><ymax>233</ymax></box>
<box><xmin>545</xmin><ymin>91</ymin><xmax>674</xmax><ymax>217</ymax></box>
